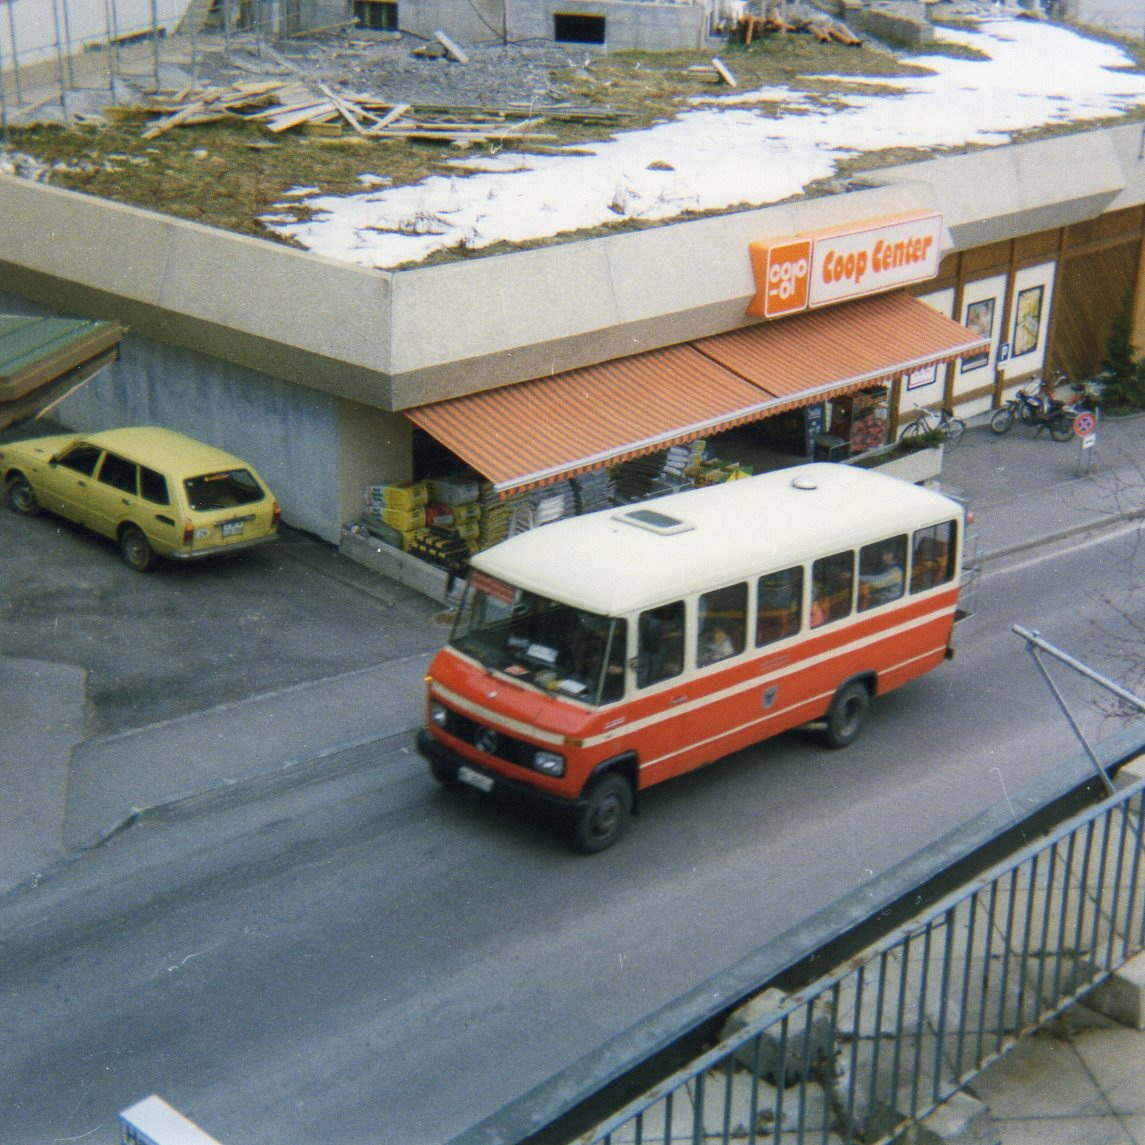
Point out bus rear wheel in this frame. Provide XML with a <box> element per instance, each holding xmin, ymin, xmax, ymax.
<box><xmin>823</xmin><ymin>681</ymin><xmax>870</xmax><ymax>749</ymax></box>
<box><xmin>571</xmin><ymin>773</ymin><xmax>632</xmax><ymax>854</ymax></box>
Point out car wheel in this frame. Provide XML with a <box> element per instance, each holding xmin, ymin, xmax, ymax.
<box><xmin>119</xmin><ymin>525</ymin><xmax>156</xmax><ymax>572</ymax></box>
<box><xmin>5</xmin><ymin>474</ymin><xmax>40</xmax><ymax>517</ymax></box>
<box><xmin>823</xmin><ymin>681</ymin><xmax>870</xmax><ymax>749</ymax></box>
<box><xmin>570</xmin><ymin>773</ymin><xmax>633</xmax><ymax>854</ymax></box>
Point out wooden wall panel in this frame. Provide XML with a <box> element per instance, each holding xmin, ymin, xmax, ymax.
<box><xmin>1053</xmin><ymin>240</ymin><xmax>1138</xmax><ymax>380</ymax></box>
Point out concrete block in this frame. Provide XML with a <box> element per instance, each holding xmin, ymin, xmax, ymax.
<box><xmin>1085</xmin><ymin>950</ymin><xmax>1145</xmax><ymax>1030</ymax></box>
<box><xmin>902</xmin><ymin>1091</ymin><xmax>999</xmax><ymax>1145</ymax></box>
<box><xmin>720</xmin><ymin>988</ymin><xmax>836</xmax><ymax>1085</ymax></box>
<box><xmin>339</xmin><ymin>527</ymin><xmax>457</xmax><ymax>604</ymax></box>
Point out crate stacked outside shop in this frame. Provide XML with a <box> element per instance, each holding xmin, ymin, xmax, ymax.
<box><xmin>362</xmin><ymin>477</ymin><xmax>480</xmax><ymax>575</ymax></box>
<box><xmin>359</xmin><ymin>442</ymin><xmax>756</xmax><ymax>574</ymax></box>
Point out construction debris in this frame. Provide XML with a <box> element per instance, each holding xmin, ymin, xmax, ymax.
<box><xmin>434</xmin><ymin>31</ymin><xmax>470</xmax><ymax>64</ymax></box>
<box><xmin>689</xmin><ymin>57</ymin><xmax>738</xmax><ymax>86</ymax></box>
<box><xmin>127</xmin><ymin>79</ymin><xmax>570</xmax><ymax>145</ymax></box>
<box><xmin>732</xmin><ymin>5</ymin><xmax>863</xmax><ymax>45</ymax></box>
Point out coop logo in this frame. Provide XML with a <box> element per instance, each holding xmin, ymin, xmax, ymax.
<box><xmin>747</xmin><ymin>212</ymin><xmax>942</xmax><ymax>319</ymax></box>
<box><xmin>748</xmin><ymin>238</ymin><xmax>812</xmax><ymax>318</ymax></box>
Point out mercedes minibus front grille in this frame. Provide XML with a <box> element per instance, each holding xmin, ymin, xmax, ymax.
<box><xmin>441</xmin><ymin>706</ymin><xmax>536</xmax><ymax>768</ymax></box>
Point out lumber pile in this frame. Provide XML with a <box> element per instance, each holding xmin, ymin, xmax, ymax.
<box><xmin>732</xmin><ymin>7</ymin><xmax>862</xmax><ymax>45</ymax></box>
<box><xmin>123</xmin><ymin>80</ymin><xmax>564</xmax><ymax>145</ymax></box>
<box><xmin>688</xmin><ymin>57</ymin><xmax>738</xmax><ymax>86</ymax></box>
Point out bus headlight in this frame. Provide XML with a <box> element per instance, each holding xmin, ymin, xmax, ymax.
<box><xmin>533</xmin><ymin>750</ymin><xmax>565</xmax><ymax>777</ymax></box>
<box><xmin>430</xmin><ymin>701</ymin><xmax>448</xmax><ymax>728</ymax></box>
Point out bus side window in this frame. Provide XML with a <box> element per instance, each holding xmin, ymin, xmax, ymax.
<box><xmin>697</xmin><ymin>582</ymin><xmax>747</xmax><ymax>666</ymax></box>
<box><xmin>637</xmin><ymin>601</ymin><xmax>685</xmax><ymax>687</ymax></box>
<box><xmin>811</xmin><ymin>551</ymin><xmax>854</xmax><ymax>627</ymax></box>
<box><xmin>757</xmin><ymin>566</ymin><xmax>802</xmax><ymax>646</ymax></box>
<box><xmin>910</xmin><ymin>521</ymin><xmax>956</xmax><ymax>593</ymax></box>
<box><xmin>858</xmin><ymin>534</ymin><xmax>907</xmax><ymax>611</ymax></box>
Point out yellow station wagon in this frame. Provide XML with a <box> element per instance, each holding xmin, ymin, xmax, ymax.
<box><xmin>1</xmin><ymin>426</ymin><xmax>281</xmax><ymax>571</ymax></box>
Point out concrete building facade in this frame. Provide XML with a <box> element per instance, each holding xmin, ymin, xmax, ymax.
<box><xmin>1</xmin><ymin>122</ymin><xmax>1144</xmax><ymax>563</ymax></box>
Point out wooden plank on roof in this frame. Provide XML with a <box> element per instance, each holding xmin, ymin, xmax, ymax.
<box><xmin>711</xmin><ymin>57</ymin><xmax>737</xmax><ymax>87</ymax></box>
<box><xmin>434</xmin><ymin>30</ymin><xmax>469</xmax><ymax>63</ymax></box>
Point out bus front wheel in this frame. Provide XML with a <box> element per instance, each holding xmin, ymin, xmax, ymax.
<box><xmin>571</xmin><ymin>773</ymin><xmax>633</xmax><ymax>854</ymax></box>
<box><xmin>823</xmin><ymin>681</ymin><xmax>870</xmax><ymax>749</ymax></box>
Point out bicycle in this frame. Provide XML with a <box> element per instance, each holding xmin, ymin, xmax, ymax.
<box><xmin>900</xmin><ymin>404</ymin><xmax>966</xmax><ymax>446</ymax></box>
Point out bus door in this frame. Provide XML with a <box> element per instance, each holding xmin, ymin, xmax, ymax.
<box><xmin>632</xmin><ymin>600</ymin><xmax>696</xmax><ymax>782</ymax></box>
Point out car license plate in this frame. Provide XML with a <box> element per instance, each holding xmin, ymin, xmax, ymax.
<box><xmin>220</xmin><ymin>519</ymin><xmax>246</xmax><ymax>538</ymax></box>
<box><xmin>458</xmin><ymin>765</ymin><xmax>493</xmax><ymax>793</ymax></box>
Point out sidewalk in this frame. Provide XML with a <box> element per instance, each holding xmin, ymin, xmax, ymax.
<box><xmin>2</xmin><ymin>411</ymin><xmax>1144</xmax><ymax>1142</ymax></box>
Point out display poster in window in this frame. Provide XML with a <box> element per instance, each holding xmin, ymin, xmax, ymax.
<box><xmin>1012</xmin><ymin>284</ymin><xmax>1044</xmax><ymax>358</ymax></box>
<box><xmin>961</xmin><ymin>298</ymin><xmax>995</xmax><ymax>372</ymax></box>
<box><xmin>906</xmin><ymin>363</ymin><xmax>938</xmax><ymax>391</ymax></box>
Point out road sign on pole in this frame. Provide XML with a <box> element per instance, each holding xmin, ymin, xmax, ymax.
<box><xmin>1073</xmin><ymin>411</ymin><xmax>1097</xmax><ymax>474</ymax></box>
<box><xmin>1073</xmin><ymin>411</ymin><xmax>1096</xmax><ymax>437</ymax></box>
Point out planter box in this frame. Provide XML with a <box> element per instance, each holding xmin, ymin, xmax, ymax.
<box><xmin>847</xmin><ymin>443</ymin><xmax>944</xmax><ymax>485</ymax></box>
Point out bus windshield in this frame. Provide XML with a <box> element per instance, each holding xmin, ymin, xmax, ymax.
<box><xmin>450</xmin><ymin>571</ymin><xmax>627</xmax><ymax>705</ymax></box>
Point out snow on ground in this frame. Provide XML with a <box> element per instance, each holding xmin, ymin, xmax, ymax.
<box><xmin>261</xmin><ymin>18</ymin><xmax>1145</xmax><ymax>270</ymax></box>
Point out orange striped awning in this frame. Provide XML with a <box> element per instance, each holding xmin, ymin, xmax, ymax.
<box><xmin>406</xmin><ymin>292</ymin><xmax>988</xmax><ymax>496</ymax></box>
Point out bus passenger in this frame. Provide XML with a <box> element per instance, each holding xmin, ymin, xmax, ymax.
<box><xmin>699</xmin><ymin>622</ymin><xmax>735</xmax><ymax>665</ymax></box>
<box><xmin>860</xmin><ymin>544</ymin><xmax>904</xmax><ymax>607</ymax></box>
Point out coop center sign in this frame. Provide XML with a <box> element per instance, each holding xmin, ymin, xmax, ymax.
<box><xmin>747</xmin><ymin>212</ymin><xmax>943</xmax><ymax>319</ymax></box>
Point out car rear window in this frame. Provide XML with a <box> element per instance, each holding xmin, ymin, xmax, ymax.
<box><xmin>184</xmin><ymin>469</ymin><xmax>265</xmax><ymax>512</ymax></box>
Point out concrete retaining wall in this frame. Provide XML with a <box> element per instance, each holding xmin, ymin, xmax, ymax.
<box><xmin>396</xmin><ymin>0</ymin><xmax>706</xmax><ymax>50</ymax></box>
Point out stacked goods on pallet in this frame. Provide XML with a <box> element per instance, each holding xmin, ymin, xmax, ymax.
<box><xmin>426</xmin><ymin>474</ymin><xmax>481</xmax><ymax>507</ymax></box>
<box><xmin>571</xmin><ymin>469</ymin><xmax>613</xmax><ymax>514</ymax></box>
<box><xmin>612</xmin><ymin>442</ymin><xmax>705</xmax><ymax>502</ymax></box>
<box><xmin>405</xmin><ymin>527</ymin><xmax>473</xmax><ymax>574</ymax></box>
<box><xmin>362</xmin><ymin>482</ymin><xmax>429</xmax><ymax>549</ymax></box>
<box><xmin>476</xmin><ymin>485</ymin><xmax>529</xmax><ymax>550</ymax></box>
<box><xmin>686</xmin><ymin>457</ymin><xmax>754</xmax><ymax>485</ymax></box>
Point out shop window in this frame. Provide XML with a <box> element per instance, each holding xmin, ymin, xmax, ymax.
<box><xmin>858</xmin><ymin>535</ymin><xmax>907</xmax><ymax>611</ymax></box>
<box><xmin>757</xmin><ymin>567</ymin><xmax>802</xmax><ymax>646</ymax></box>
<box><xmin>353</xmin><ymin>0</ymin><xmax>398</xmax><ymax>31</ymax></box>
<box><xmin>811</xmin><ymin>551</ymin><xmax>853</xmax><ymax>627</ymax></box>
<box><xmin>697</xmin><ymin>583</ymin><xmax>747</xmax><ymax>666</ymax></box>
<box><xmin>554</xmin><ymin>13</ymin><xmax>606</xmax><ymax>44</ymax></box>
<box><xmin>910</xmin><ymin>522</ymin><xmax>957</xmax><ymax>593</ymax></box>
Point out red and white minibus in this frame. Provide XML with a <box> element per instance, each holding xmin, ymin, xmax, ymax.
<box><xmin>417</xmin><ymin>463</ymin><xmax>965</xmax><ymax>852</ymax></box>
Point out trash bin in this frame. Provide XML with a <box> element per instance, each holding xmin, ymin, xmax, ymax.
<box><xmin>814</xmin><ymin>434</ymin><xmax>849</xmax><ymax>462</ymax></box>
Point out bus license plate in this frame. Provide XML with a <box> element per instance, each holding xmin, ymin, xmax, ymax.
<box><xmin>458</xmin><ymin>765</ymin><xmax>493</xmax><ymax>793</ymax></box>
<box><xmin>221</xmin><ymin>519</ymin><xmax>246</xmax><ymax>538</ymax></box>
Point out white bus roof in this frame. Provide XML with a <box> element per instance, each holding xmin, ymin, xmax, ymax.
<box><xmin>470</xmin><ymin>463</ymin><xmax>963</xmax><ymax>616</ymax></box>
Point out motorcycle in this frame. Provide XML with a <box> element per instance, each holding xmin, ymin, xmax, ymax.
<box><xmin>989</xmin><ymin>388</ymin><xmax>1043</xmax><ymax>434</ymax></box>
<box><xmin>1028</xmin><ymin>398</ymin><xmax>1076</xmax><ymax>442</ymax></box>
<box><xmin>990</xmin><ymin>368</ymin><xmax>1078</xmax><ymax>442</ymax></box>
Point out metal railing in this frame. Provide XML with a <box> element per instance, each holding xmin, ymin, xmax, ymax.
<box><xmin>580</xmin><ymin>771</ymin><xmax>1145</xmax><ymax>1145</ymax></box>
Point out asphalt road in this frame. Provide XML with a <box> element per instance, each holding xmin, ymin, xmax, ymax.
<box><xmin>0</xmin><ymin>480</ymin><xmax>447</xmax><ymax>739</ymax></box>
<box><xmin>1</xmin><ymin>523</ymin><xmax>1138</xmax><ymax>1145</ymax></box>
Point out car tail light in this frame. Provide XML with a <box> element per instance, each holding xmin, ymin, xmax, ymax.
<box><xmin>272</xmin><ymin>500</ymin><xmax>282</xmax><ymax>526</ymax></box>
<box><xmin>182</xmin><ymin>521</ymin><xmax>194</xmax><ymax>545</ymax></box>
